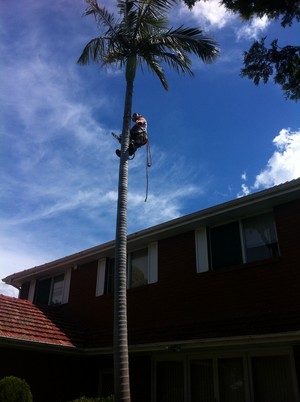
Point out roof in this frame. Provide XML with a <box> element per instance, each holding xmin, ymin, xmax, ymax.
<box><xmin>0</xmin><ymin>294</ymin><xmax>86</xmax><ymax>350</ymax></box>
<box><xmin>3</xmin><ymin>178</ymin><xmax>300</xmax><ymax>288</ymax></box>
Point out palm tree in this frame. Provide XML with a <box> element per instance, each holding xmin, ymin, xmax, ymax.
<box><xmin>77</xmin><ymin>1</ymin><xmax>219</xmax><ymax>400</ymax></box>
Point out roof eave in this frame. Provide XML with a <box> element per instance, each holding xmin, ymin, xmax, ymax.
<box><xmin>3</xmin><ymin>178</ymin><xmax>300</xmax><ymax>286</ymax></box>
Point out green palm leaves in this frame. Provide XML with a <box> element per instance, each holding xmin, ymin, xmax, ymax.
<box><xmin>77</xmin><ymin>0</ymin><xmax>219</xmax><ymax>89</ymax></box>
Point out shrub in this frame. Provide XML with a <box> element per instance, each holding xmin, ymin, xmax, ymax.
<box><xmin>72</xmin><ymin>396</ymin><xmax>114</xmax><ymax>402</ymax></box>
<box><xmin>0</xmin><ymin>376</ymin><xmax>32</xmax><ymax>402</ymax></box>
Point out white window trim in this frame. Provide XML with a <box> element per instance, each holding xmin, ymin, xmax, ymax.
<box><xmin>239</xmin><ymin>220</ymin><xmax>247</xmax><ymax>263</ymax></box>
<box><xmin>96</xmin><ymin>258</ymin><xmax>106</xmax><ymax>296</ymax></box>
<box><xmin>29</xmin><ymin>269</ymin><xmax>71</xmax><ymax>305</ymax></box>
<box><xmin>195</xmin><ymin>227</ymin><xmax>209</xmax><ymax>273</ymax></box>
<box><xmin>96</xmin><ymin>242</ymin><xmax>158</xmax><ymax>296</ymax></box>
<box><xmin>28</xmin><ymin>280</ymin><xmax>36</xmax><ymax>302</ymax></box>
<box><xmin>148</xmin><ymin>241</ymin><xmax>158</xmax><ymax>284</ymax></box>
<box><xmin>207</xmin><ymin>211</ymin><xmax>279</xmax><ymax>270</ymax></box>
<box><xmin>127</xmin><ymin>242</ymin><xmax>158</xmax><ymax>288</ymax></box>
<box><xmin>61</xmin><ymin>267</ymin><xmax>71</xmax><ymax>304</ymax></box>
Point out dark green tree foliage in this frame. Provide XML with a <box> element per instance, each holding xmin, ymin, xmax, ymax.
<box><xmin>0</xmin><ymin>376</ymin><xmax>33</xmax><ymax>402</ymax></box>
<box><xmin>241</xmin><ymin>38</ymin><xmax>300</xmax><ymax>100</ymax></box>
<box><xmin>218</xmin><ymin>0</ymin><xmax>300</xmax><ymax>26</ymax></box>
<box><xmin>182</xmin><ymin>0</ymin><xmax>300</xmax><ymax>100</ymax></box>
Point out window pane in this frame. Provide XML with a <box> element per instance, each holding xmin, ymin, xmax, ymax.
<box><xmin>156</xmin><ymin>361</ymin><xmax>184</xmax><ymax>402</ymax></box>
<box><xmin>35</xmin><ymin>277</ymin><xmax>52</xmax><ymax>305</ymax></box>
<box><xmin>252</xmin><ymin>355</ymin><xmax>294</xmax><ymax>402</ymax></box>
<box><xmin>191</xmin><ymin>359</ymin><xmax>214</xmax><ymax>402</ymax></box>
<box><xmin>218</xmin><ymin>358</ymin><xmax>245</xmax><ymax>402</ymax></box>
<box><xmin>50</xmin><ymin>274</ymin><xmax>64</xmax><ymax>304</ymax></box>
<box><xmin>243</xmin><ymin>213</ymin><xmax>279</xmax><ymax>262</ymax></box>
<box><xmin>130</xmin><ymin>248</ymin><xmax>148</xmax><ymax>288</ymax></box>
<box><xmin>210</xmin><ymin>222</ymin><xmax>243</xmax><ymax>269</ymax></box>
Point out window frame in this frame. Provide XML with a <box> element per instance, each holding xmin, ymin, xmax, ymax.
<box><xmin>152</xmin><ymin>348</ymin><xmax>299</xmax><ymax>402</ymax></box>
<box><xmin>127</xmin><ymin>247</ymin><xmax>149</xmax><ymax>289</ymax></box>
<box><xmin>204</xmin><ymin>211</ymin><xmax>280</xmax><ymax>271</ymax></box>
<box><xmin>31</xmin><ymin>267</ymin><xmax>71</xmax><ymax>305</ymax></box>
<box><xmin>96</xmin><ymin>242</ymin><xmax>158</xmax><ymax>296</ymax></box>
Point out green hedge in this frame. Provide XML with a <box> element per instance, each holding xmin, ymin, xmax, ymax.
<box><xmin>0</xmin><ymin>376</ymin><xmax>33</xmax><ymax>402</ymax></box>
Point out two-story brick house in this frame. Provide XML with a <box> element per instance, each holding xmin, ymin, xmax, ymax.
<box><xmin>1</xmin><ymin>178</ymin><xmax>300</xmax><ymax>402</ymax></box>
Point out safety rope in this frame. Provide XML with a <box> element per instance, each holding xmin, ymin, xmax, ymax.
<box><xmin>144</xmin><ymin>138</ymin><xmax>152</xmax><ymax>202</ymax></box>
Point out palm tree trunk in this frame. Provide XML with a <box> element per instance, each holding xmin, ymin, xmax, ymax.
<box><xmin>114</xmin><ymin>78</ymin><xmax>134</xmax><ymax>402</ymax></box>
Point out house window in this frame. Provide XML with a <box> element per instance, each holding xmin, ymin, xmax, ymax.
<box><xmin>218</xmin><ymin>358</ymin><xmax>245</xmax><ymax>402</ymax></box>
<box><xmin>243</xmin><ymin>213</ymin><xmax>279</xmax><ymax>263</ymax></box>
<box><xmin>96</xmin><ymin>242</ymin><xmax>158</xmax><ymax>296</ymax></box>
<box><xmin>128</xmin><ymin>248</ymin><xmax>148</xmax><ymax>288</ymax></box>
<box><xmin>251</xmin><ymin>355</ymin><xmax>294</xmax><ymax>402</ymax></box>
<box><xmin>33</xmin><ymin>268</ymin><xmax>71</xmax><ymax>305</ymax></box>
<box><xmin>209</xmin><ymin>212</ymin><xmax>279</xmax><ymax>269</ymax></box>
<box><xmin>210</xmin><ymin>221</ymin><xmax>243</xmax><ymax>268</ymax></box>
<box><xmin>155</xmin><ymin>350</ymin><xmax>298</xmax><ymax>402</ymax></box>
<box><xmin>190</xmin><ymin>359</ymin><xmax>214</xmax><ymax>401</ymax></box>
<box><xmin>191</xmin><ymin>357</ymin><xmax>245</xmax><ymax>402</ymax></box>
<box><xmin>156</xmin><ymin>360</ymin><xmax>184</xmax><ymax>402</ymax></box>
<box><xmin>35</xmin><ymin>274</ymin><xmax>64</xmax><ymax>305</ymax></box>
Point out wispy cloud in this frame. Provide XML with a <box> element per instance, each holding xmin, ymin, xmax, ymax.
<box><xmin>0</xmin><ymin>1</ymin><xmax>211</xmax><ymax>296</ymax></box>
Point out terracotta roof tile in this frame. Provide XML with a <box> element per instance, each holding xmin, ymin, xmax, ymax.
<box><xmin>0</xmin><ymin>295</ymin><xmax>86</xmax><ymax>348</ymax></box>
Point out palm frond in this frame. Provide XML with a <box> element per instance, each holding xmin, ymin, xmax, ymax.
<box><xmin>78</xmin><ymin>0</ymin><xmax>219</xmax><ymax>90</ymax></box>
<box><xmin>134</xmin><ymin>0</ymin><xmax>173</xmax><ymax>38</ymax></box>
<box><xmin>158</xmin><ymin>51</ymin><xmax>193</xmax><ymax>75</ymax></box>
<box><xmin>77</xmin><ymin>37</ymin><xmax>104</xmax><ymax>65</ymax></box>
<box><xmin>164</xmin><ymin>26</ymin><xmax>220</xmax><ymax>63</ymax></box>
<box><xmin>77</xmin><ymin>35</ymin><xmax>127</xmax><ymax>66</ymax></box>
<box><xmin>142</xmin><ymin>54</ymin><xmax>169</xmax><ymax>90</ymax></box>
<box><xmin>83</xmin><ymin>0</ymin><xmax>118</xmax><ymax>36</ymax></box>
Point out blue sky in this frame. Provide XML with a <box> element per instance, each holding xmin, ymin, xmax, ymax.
<box><xmin>1</xmin><ymin>0</ymin><xmax>300</xmax><ymax>297</ymax></box>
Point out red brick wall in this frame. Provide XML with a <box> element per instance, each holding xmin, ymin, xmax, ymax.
<box><xmin>64</xmin><ymin>260</ymin><xmax>114</xmax><ymax>330</ymax></box>
<box><xmin>127</xmin><ymin>199</ymin><xmax>300</xmax><ymax>334</ymax></box>
<box><xmin>20</xmin><ymin>199</ymin><xmax>300</xmax><ymax>342</ymax></box>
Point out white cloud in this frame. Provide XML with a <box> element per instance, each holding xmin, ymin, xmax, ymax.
<box><xmin>241</xmin><ymin>172</ymin><xmax>247</xmax><ymax>181</ymax></box>
<box><xmin>0</xmin><ymin>284</ymin><xmax>19</xmax><ymax>298</ymax></box>
<box><xmin>235</xmin><ymin>15</ymin><xmax>270</xmax><ymax>40</ymax></box>
<box><xmin>178</xmin><ymin>0</ymin><xmax>235</xmax><ymax>30</ymax></box>
<box><xmin>177</xmin><ymin>1</ymin><xmax>269</xmax><ymax>43</ymax></box>
<box><xmin>238</xmin><ymin>128</ymin><xmax>300</xmax><ymax>197</ymax></box>
<box><xmin>254</xmin><ymin>129</ymin><xmax>300</xmax><ymax>189</ymax></box>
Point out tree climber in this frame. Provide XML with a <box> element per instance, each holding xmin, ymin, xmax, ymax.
<box><xmin>115</xmin><ymin>113</ymin><xmax>148</xmax><ymax>157</ymax></box>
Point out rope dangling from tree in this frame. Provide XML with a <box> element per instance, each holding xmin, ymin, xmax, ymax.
<box><xmin>144</xmin><ymin>138</ymin><xmax>152</xmax><ymax>202</ymax></box>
